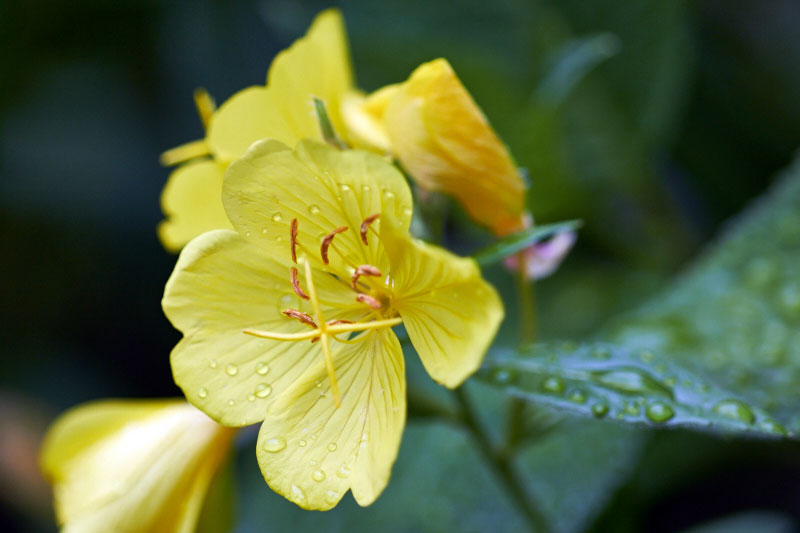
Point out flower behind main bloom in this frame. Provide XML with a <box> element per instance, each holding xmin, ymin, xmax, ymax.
<box><xmin>40</xmin><ymin>399</ymin><xmax>234</xmax><ymax>533</ymax></box>
<box><xmin>162</xmin><ymin>139</ymin><xmax>504</xmax><ymax>510</ymax></box>
<box><xmin>158</xmin><ymin>8</ymin><xmax>353</xmax><ymax>251</ymax></box>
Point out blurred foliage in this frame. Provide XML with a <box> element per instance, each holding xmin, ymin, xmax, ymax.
<box><xmin>3</xmin><ymin>0</ymin><xmax>800</xmax><ymax>531</ymax></box>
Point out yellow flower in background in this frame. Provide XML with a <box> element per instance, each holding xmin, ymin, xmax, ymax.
<box><xmin>158</xmin><ymin>8</ymin><xmax>353</xmax><ymax>251</ymax></box>
<box><xmin>162</xmin><ymin>139</ymin><xmax>503</xmax><ymax>510</ymax></box>
<box><xmin>346</xmin><ymin>58</ymin><xmax>530</xmax><ymax>236</ymax></box>
<box><xmin>40</xmin><ymin>399</ymin><xmax>235</xmax><ymax>533</ymax></box>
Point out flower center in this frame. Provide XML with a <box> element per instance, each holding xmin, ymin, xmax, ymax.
<box><xmin>242</xmin><ymin>214</ymin><xmax>402</xmax><ymax>407</ymax></box>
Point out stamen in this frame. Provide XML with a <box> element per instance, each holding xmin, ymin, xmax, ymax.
<box><xmin>328</xmin><ymin>319</ymin><xmax>354</xmax><ymax>326</ymax></box>
<box><xmin>360</xmin><ymin>214</ymin><xmax>380</xmax><ymax>245</ymax></box>
<box><xmin>282</xmin><ymin>309</ymin><xmax>317</xmax><ymax>329</ymax></box>
<box><xmin>320</xmin><ymin>227</ymin><xmax>348</xmax><ymax>265</ymax></box>
<box><xmin>290</xmin><ymin>218</ymin><xmax>299</xmax><ymax>263</ymax></box>
<box><xmin>159</xmin><ymin>139</ymin><xmax>210</xmax><ymax>166</ymax></box>
<box><xmin>242</xmin><ymin>317</ymin><xmax>402</xmax><ymax>342</ymax></box>
<box><xmin>290</xmin><ymin>267</ymin><xmax>310</xmax><ymax>300</ymax></box>
<box><xmin>356</xmin><ymin>293</ymin><xmax>382</xmax><ymax>309</ymax></box>
<box><xmin>351</xmin><ymin>265</ymin><xmax>382</xmax><ymax>289</ymax></box>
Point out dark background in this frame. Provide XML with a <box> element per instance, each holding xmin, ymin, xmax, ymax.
<box><xmin>3</xmin><ymin>0</ymin><xmax>800</xmax><ymax>531</ymax></box>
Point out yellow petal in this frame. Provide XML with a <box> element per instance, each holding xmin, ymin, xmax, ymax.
<box><xmin>40</xmin><ymin>399</ymin><xmax>233</xmax><ymax>533</ymax></box>
<box><xmin>158</xmin><ymin>160</ymin><xmax>233</xmax><ymax>252</ymax></box>
<box><xmin>384</xmin><ymin>58</ymin><xmax>528</xmax><ymax>236</ymax></box>
<box><xmin>267</xmin><ymin>8</ymin><xmax>353</xmax><ymax>143</ymax></box>
<box><xmin>340</xmin><ymin>85</ymin><xmax>399</xmax><ymax>152</ymax></box>
<box><xmin>206</xmin><ymin>9</ymin><xmax>352</xmax><ymax>162</ymax></box>
<box><xmin>381</xmin><ymin>219</ymin><xmax>504</xmax><ymax>387</ymax></box>
<box><xmin>256</xmin><ymin>328</ymin><xmax>405</xmax><ymax>510</ymax></box>
<box><xmin>163</xmin><ymin>229</ymin><xmax>362</xmax><ymax>426</ymax></box>
<box><xmin>223</xmin><ymin>138</ymin><xmax>413</xmax><ymax>273</ymax></box>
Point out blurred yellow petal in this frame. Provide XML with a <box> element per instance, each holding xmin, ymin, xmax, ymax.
<box><xmin>158</xmin><ymin>160</ymin><xmax>233</xmax><ymax>252</ymax></box>
<box><xmin>257</xmin><ymin>328</ymin><xmax>404</xmax><ymax>510</ymax></box>
<box><xmin>384</xmin><ymin>58</ymin><xmax>528</xmax><ymax>236</ymax></box>
<box><xmin>382</xmin><ymin>218</ymin><xmax>504</xmax><ymax>387</ymax></box>
<box><xmin>340</xmin><ymin>85</ymin><xmax>399</xmax><ymax>152</ymax></box>
<box><xmin>223</xmin><ymin>138</ymin><xmax>413</xmax><ymax>273</ymax></box>
<box><xmin>40</xmin><ymin>400</ymin><xmax>233</xmax><ymax>533</ymax></box>
<box><xmin>163</xmin><ymin>229</ymin><xmax>362</xmax><ymax>427</ymax></box>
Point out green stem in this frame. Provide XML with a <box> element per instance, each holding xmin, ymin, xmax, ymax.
<box><xmin>455</xmin><ymin>387</ymin><xmax>547</xmax><ymax>532</ymax></box>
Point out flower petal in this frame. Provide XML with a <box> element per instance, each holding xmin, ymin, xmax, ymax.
<box><xmin>158</xmin><ymin>160</ymin><xmax>233</xmax><ymax>252</ymax></box>
<box><xmin>40</xmin><ymin>400</ymin><xmax>233</xmax><ymax>533</ymax></box>
<box><xmin>384</xmin><ymin>58</ymin><xmax>527</xmax><ymax>236</ymax></box>
<box><xmin>256</xmin><ymin>328</ymin><xmax>405</xmax><ymax>510</ymax></box>
<box><xmin>163</xmin><ymin>229</ymin><xmax>361</xmax><ymax>426</ymax></box>
<box><xmin>382</xmin><ymin>219</ymin><xmax>504</xmax><ymax>387</ymax></box>
<box><xmin>223</xmin><ymin>139</ymin><xmax>412</xmax><ymax>273</ymax></box>
<box><xmin>206</xmin><ymin>9</ymin><xmax>352</xmax><ymax>162</ymax></box>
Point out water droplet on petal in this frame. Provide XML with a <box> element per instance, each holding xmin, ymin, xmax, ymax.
<box><xmin>645</xmin><ymin>402</ymin><xmax>674</xmax><ymax>423</ymax></box>
<box><xmin>312</xmin><ymin>469</ymin><xmax>326</xmax><ymax>482</ymax></box>
<box><xmin>713</xmin><ymin>399</ymin><xmax>755</xmax><ymax>424</ymax></box>
<box><xmin>325</xmin><ymin>490</ymin><xmax>339</xmax><ymax>505</ymax></box>
<box><xmin>262</xmin><ymin>437</ymin><xmax>287</xmax><ymax>452</ymax></box>
<box><xmin>298</xmin><ymin>439</ymin><xmax>307</xmax><ymax>447</ymax></box>
<box><xmin>225</xmin><ymin>364</ymin><xmax>238</xmax><ymax>376</ymax></box>
<box><xmin>256</xmin><ymin>362</ymin><xmax>270</xmax><ymax>375</ymax></box>
<box><xmin>255</xmin><ymin>383</ymin><xmax>272</xmax><ymax>398</ymax></box>
<box><xmin>327</xmin><ymin>442</ymin><xmax>337</xmax><ymax>452</ymax></box>
<box><xmin>208</xmin><ymin>359</ymin><xmax>218</xmax><ymax>369</ymax></box>
<box><xmin>198</xmin><ymin>387</ymin><xmax>207</xmax><ymax>399</ymax></box>
<box><xmin>261</xmin><ymin>227</ymin><xmax>268</xmax><ymax>235</ymax></box>
<box><xmin>290</xmin><ymin>484</ymin><xmax>306</xmax><ymax>503</ymax></box>
<box><xmin>337</xmin><ymin>464</ymin><xmax>351</xmax><ymax>478</ymax></box>
<box><xmin>245</xmin><ymin>231</ymin><xmax>252</xmax><ymax>237</ymax></box>
<box><xmin>339</xmin><ymin>183</ymin><xmax>351</xmax><ymax>192</ymax></box>
<box><xmin>247</xmin><ymin>394</ymin><xmax>256</xmax><ymax>402</ymax></box>
<box><xmin>271</xmin><ymin>213</ymin><xmax>282</xmax><ymax>222</ymax></box>
<box><xmin>308</xmin><ymin>204</ymin><xmax>321</xmax><ymax>215</ymax></box>
<box><xmin>227</xmin><ymin>399</ymin><xmax>235</xmax><ymax>406</ymax></box>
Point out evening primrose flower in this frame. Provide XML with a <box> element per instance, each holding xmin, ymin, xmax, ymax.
<box><xmin>158</xmin><ymin>8</ymin><xmax>353</xmax><ymax>251</ymax></box>
<box><xmin>163</xmin><ymin>139</ymin><xmax>503</xmax><ymax>510</ymax></box>
<box><xmin>345</xmin><ymin>58</ymin><xmax>529</xmax><ymax>236</ymax></box>
<box><xmin>40</xmin><ymin>399</ymin><xmax>234</xmax><ymax>532</ymax></box>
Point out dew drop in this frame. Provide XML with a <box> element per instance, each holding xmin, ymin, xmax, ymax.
<box><xmin>337</xmin><ymin>464</ymin><xmax>352</xmax><ymax>478</ymax></box>
<box><xmin>492</xmin><ymin>368</ymin><xmax>516</xmax><ymax>384</ymax></box>
<box><xmin>256</xmin><ymin>362</ymin><xmax>270</xmax><ymax>376</ymax></box>
<box><xmin>591</xmin><ymin>403</ymin><xmax>609</xmax><ymax>418</ymax></box>
<box><xmin>542</xmin><ymin>377</ymin><xmax>565</xmax><ymax>394</ymax></box>
<box><xmin>325</xmin><ymin>490</ymin><xmax>339</xmax><ymax>505</ymax></box>
<box><xmin>312</xmin><ymin>469</ymin><xmax>327</xmax><ymax>482</ymax></box>
<box><xmin>198</xmin><ymin>387</ymin><xmax>207</xmax><ymax>399</ymax></box>
<box><xmin>208</xmin><ymin>359</ymin><xmax>218</xmax><ymax>369</ymax></box>
<box><xmin>290</xmin><ymin>484</ymin><xmax>306</xmax><ymax>503</ymax></box>
<box><xmin>383</xmin><ymin>190</ymin><xmax>395</xmax><ymax>200</ymax></box>
<box><xmin>227</xmin><ymin>399</ymin><xmax>235</xmax><ymax>406</ymax></box>
<box><xmin>261</xmin><ymin>227</ymin><xmax>269</xmax><ymax>235</ymax></box>
<box><xmin>645</xmin><ymin>402</ymin><xmax>674</xmax><ymax>423</ymax></box>
<box><xmin>327</xmin><ymin>442</ymin><xmax>338</xmax><ymax>452</ymax></box>
<box><xmin>624</xmin><ymin>402</ymin><xmax>640</xmax><ymax>416</ymax></box>
<box><xmin>271</xmin><ymin>213</ymin><xmax>282</xmax><ymax>222</ymax></box>
<box><xmin>308</xmin><ymin>204</ymin><xmax>321</xmax><ymax>215</ymax></box>
<box><xmin>361</xmin><ymin>184</ymin><xmax>371</xmax><ymax>193</ymax></box>
<box><xmin>339</xmin><ymin>183</ymin><xmax>351</xmax><ymax>192</ymax></box>
<box><xmin>247</xmin><ymin>394</ymin><xmax>256</xmax><ymax>402</ymax></box>
<box><xmin>713</xmin><ymin>399</ymin><xmax>755</xmax><ymax>424</ymax></box>
<box><xmin>255</xmin><ymin>384</ymin><xmax>272</xmax><ymax>398</ymax></box>
<box><xmin>225</xmin><ymin>364</ymin><xmax>239</xmax><ymax>376</ymax></box>
<box><xmin>568</xmin><ymin>390</ymin><xmax>586</xmax><ymax>404</ymax></box>
<box><xmin>245</xmin><ymin>231</ymin><xmax>252</xmax><ymax>237</ymax></box>
<box><xmin>593</xmin><ymin>368</ymin><xmax>673</xmax><ymax>398</ymax></box>
<box><xmin>403</xmin><ymin>207</ymin><xmax>413</xmax><ymax>217</ymax></box>
<box><xmin>639</xmin><ymin>351</ymin><xmax>655</xmax><ymax>363</ymax></box>
<box><xmin>298</xmin><ymin>439</ymin><xmax>307</xmax><ymax>447</ymax></box>
<box><xmin>262</xmin><ymin>437</ymin><xmax>287</xmax><ymax>453</ymax></box>
<box><xmin>759</xmin><ymin>419</ymin><xmax>787</xmax><ymax>436</ymax></box>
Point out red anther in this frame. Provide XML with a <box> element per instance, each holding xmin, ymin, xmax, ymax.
<box><xmin>356</xmin><ymin>293</ymin><xmax>382</xmax><ymax>309</ymax></box>
<box><xmin>282</xmin><ymin>309</ymin><xmax>318</xmax><ymax>329</ymax></box>
<box><xmin>351</xmin><ymin>264</ymin><xmax>382</xmax><ymax>289</ymax></box>
<box><xmin>290</xmin><ymin>218</ymin><xmax>299</xmax><ymax>263</ymax></box>
<box><xmin>290</xmin><ymin>267</ymin><xmax>310</xmax><ymax>300</ymax></box>
<box><xmin>320</xmin><ymin>226</ymin><xmax>348</xmax><ymax>265</ymax></box>
<box><xmin>360</xmin><ymin>214</ymin><xmax>380</xmax><ymax>245</ymax></box>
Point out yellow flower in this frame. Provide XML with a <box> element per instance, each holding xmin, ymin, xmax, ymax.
<box><xmin>158</xmin><ymin>8</ymin><xmax>353</xmax><ymax>251</ymax></box>
<box><xmin>346</xmin><ymin>58</ymin><xmax>529</xmax><ymax>236</ymax></box>
<box><xmin>40</xmin><ymin>399</ymin><xmax>235</xmax><ymax>533</ymax></box>
<box><xmin>162</xmin><ymin>139</ymin><xmax>503</xmax><ymax>510</ymax></box>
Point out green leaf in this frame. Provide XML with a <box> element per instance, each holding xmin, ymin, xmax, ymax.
<box><xmin>481</xmin><ymin>154</ymin><xmax>800</xmax><ymax>439</ymax></box>
<box><xmin>480</xmin><ymin>343</ymin><xmax>787</xmax><ymax>438</ymax></box>
<box><xmin>472</xmin><ymin>219</ymin><xmax>582</xmax><ymax>266</ymax></box>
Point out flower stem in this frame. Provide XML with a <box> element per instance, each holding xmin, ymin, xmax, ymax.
<box><xmin>454</xmin><ymin>387</ymin><xmax>547</xmax><ymax>532</ymax></box>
